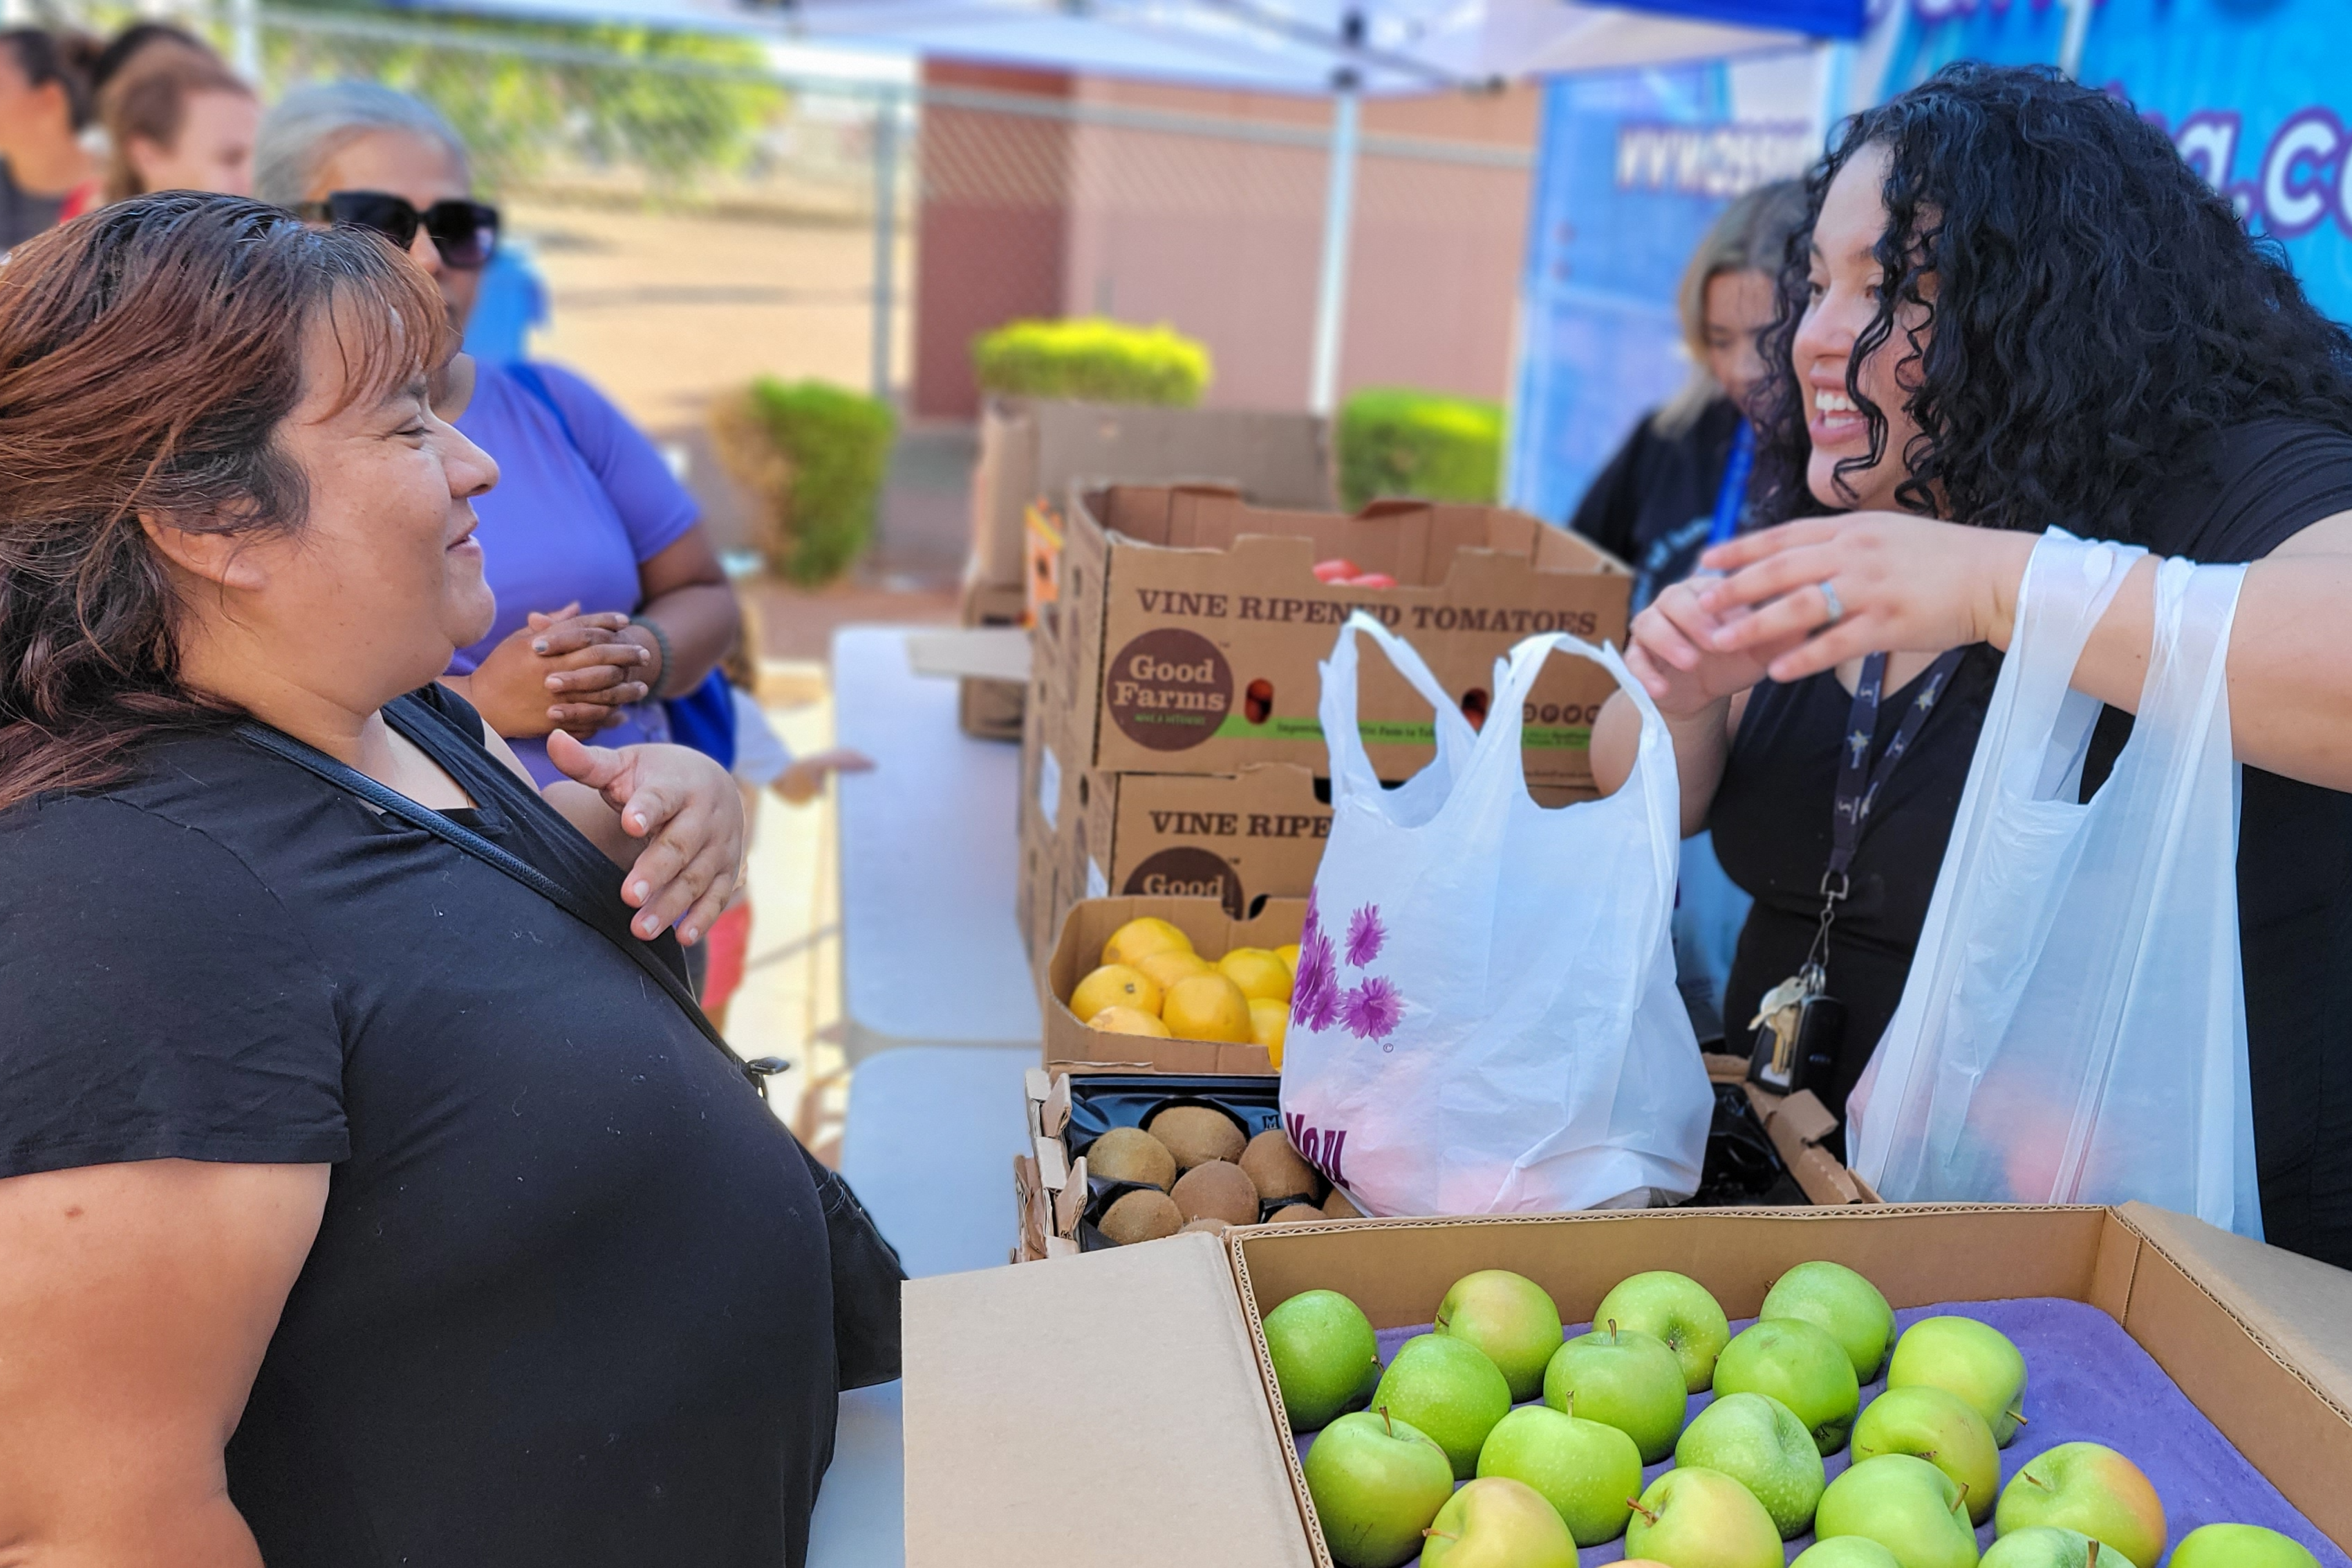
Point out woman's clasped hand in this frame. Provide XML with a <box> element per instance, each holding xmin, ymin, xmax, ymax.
<box><xmin>465</xmin><ymin>601</ymin><xmax>653</xmax><ymax>738</ymax></box>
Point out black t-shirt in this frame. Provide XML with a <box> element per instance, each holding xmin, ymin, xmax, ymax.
<box><xmin>1712</xmin><ymin>645</ymin><xmax>2006</xmax><ymax>1124</ymax></box>
<box><xmin>0</xmin><ymin>156</ymin><xmax>64</xmax><ymax>255</ymax></box>
<box><xmin>0</xmin><ymin>685</ymin><xmax>838</xmax><ymax>1567</ymax></box>
<box><xmin>1570</xmin><ymin>397</ymin><xmax>1746</xmax><ymax>606</ymax></box>
<box><xmin>1713</xmin><ymin>418</ymin><xmax>2352</xmax><ymax>1269</ymax></box>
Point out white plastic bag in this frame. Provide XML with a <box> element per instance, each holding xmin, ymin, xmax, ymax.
<box><xmin>1277</xmin><ymin>613</ymin><xmax>1714</xmax><ymax>1216</ymax></box>
<box><xmin>1848</xmin><ymin>530</ymin><xmax>2261</xmax><ymax>1236</ymax></box>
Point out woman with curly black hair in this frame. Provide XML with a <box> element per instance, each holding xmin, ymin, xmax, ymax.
<box><xmin>1592</xmin><ymin>62</ymin><xmax>2352</xmax><ymax>1267</ymax></box>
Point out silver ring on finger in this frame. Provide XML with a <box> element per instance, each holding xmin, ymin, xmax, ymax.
<box><xmin>1818</xmin><ymin>579</ymin><xmax>1846</xmax><ymax>628</ymax></box>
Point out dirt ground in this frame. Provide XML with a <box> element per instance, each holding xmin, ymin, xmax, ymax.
<box><xmin>507</xmin><ymin>196</ymin><xmax>968</xmax><ymax>650</ymax></box>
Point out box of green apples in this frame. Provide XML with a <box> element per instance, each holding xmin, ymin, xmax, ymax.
<box><xmin>1234</xmin><ymin>1207</ymin><xmax>2349</xmax><ymax>1568</ymax></box>
<box><xmin>900</xmin><ymin>1202</ymin><xmax>2352</xmax><ymax>1568</ymax></box>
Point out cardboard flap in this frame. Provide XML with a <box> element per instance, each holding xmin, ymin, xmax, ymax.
<box><xmin>903</xmin><ymin>1235</ymin><xmax>1317</xmax><ymax>1568</ymax></box>
<box><xmin>2120</xmin><ymin>1202</ymin><xmax>2352</xmax><ymax>1408</ymax></box>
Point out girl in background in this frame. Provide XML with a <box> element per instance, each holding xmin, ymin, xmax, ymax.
<box><xmin>1570</xmin><ymin>180</ymin><xmax>1809</xmax><ymax>1044</ymax></box>
<box><xmin>99</xmin><ymin>46</ymin><xmax>257</xmax><ymax>201</ymax></box>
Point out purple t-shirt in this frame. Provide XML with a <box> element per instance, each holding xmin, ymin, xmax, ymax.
<box><xmin>452</xmin><ymin>362</ymin><xmax>700</xmax><ymax>784</ymax></box>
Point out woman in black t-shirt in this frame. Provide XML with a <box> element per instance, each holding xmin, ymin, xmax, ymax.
<box><xmin>1570</xmin><ymin>179</ymin><xmax>1807</xmax><ymax>608</ymax></box>
<box><xmin>1594</xmin><ymin>64</ymin><xmax>2352</xmax><ymax>1269</ymax></box>
<box><xmin>0</xmin><ymin>196</ymin><xmax>853</xmax><ymax>1565</ymax></box>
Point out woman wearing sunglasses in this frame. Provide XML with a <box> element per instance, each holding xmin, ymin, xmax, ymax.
<box><xmin>256</xmin><ymin>83</ymin><xmax>742</xmax><ymax>794</ymax></box>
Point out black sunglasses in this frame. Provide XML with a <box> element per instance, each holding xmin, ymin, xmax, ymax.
<box><xmin>296</xmin><ymin>191</ymin><xmax>501</xmax><ymax>270</ymax></box>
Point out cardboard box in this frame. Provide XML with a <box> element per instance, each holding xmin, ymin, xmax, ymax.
<box><xmin>905</xmin><ymin>1203</ymin><xmax>2352</xmax><ymax>1568</ymax></box>
<box><xmin>1042</xmin><ymin>894</ymin><xmax>1304</xmax><ymax>1074</ymax></box>
<box><xmin>1045</xmin><ymin>485</ymin><xmax>1630</xmax><ymax>790</ymax></box>
<box><xmin>955</xmin><ymin>578</ymin><xmax>1029</xmax><ymax>742</ymax></box>
<box><xmin>968</xmin><ymin>398</ymin><xmax>1332</xmax><ymax>593</ymax></box>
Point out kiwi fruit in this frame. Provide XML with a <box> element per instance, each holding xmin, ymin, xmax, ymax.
<box><xmin>1322</xmin><ymin>1187</ymin><xmax>1363</xmax><ymax>1220</ymax></box>
<box><xmin>1085</xmin><ymin>1126</ymin><xmax>1177</xmax><ymax>1191</ymax></box>
<box><xmin>1146</xmin><ymin>1105</ymin><xmax>1246</xmax><ymax>1170</ymax></box>
<box><xmin>1178</xmin><ymin>1217</ymin><xmax>1230</xmax><ymax>1237</ymax></box>
<box><xmin>1098</xmin><ymin>1188</ymin><xmax>1182</xmax><ymax>1245</ymax></box>
<box><xmin>1170</xmin><ymin>1159</ymin><xmax>1260</xmax><ymax>1226</ymax></box>
<box><xmin>1270</xmin><ymin>1203</ymin><xmax>1323</xmax><ymax>1224</ymax></box>
<box><xmin>1238</xmin><ymin>1128</ymin><xmax>1320</xmax><ymax>1203</ymax></box>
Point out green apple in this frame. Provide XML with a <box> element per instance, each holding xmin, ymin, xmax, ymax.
<box><xmin>2173</xmin><ymin>1524</ymin><xmax>2322</xmax><ymax>1568</ymax></box>
<box><xmin>1995</xmin><ymin>1441</ymin><xmax>2167</xmax><ymax>1568</ymax></box>
<box><xmin>1541</xmin><ymin>1323</ymin><xmax>1688</xmax><ymax>1463</ymax></box>
<box><xmin>1816</xmin><ymin>1453</ymin><xmax>1981</xmax><ymax>1568</ymax></box>
<box><xmin>1302</xmin><ymin>1408</ymin><xmax>1456</xmax><ymax>1568</ymax></box>
<box><xmin>1435</xmin><ymin>1269</ymin><xmax>1565</xmax><ymax>1403</ymax></box>
<box><xmin>1796</xmin><ymin>1540</ymin><xmax>1908</xmax><ymax>1568</ymax></box>
<box><xmin>1673</xmin><ymin>1391</ymin><xmax>1827</xmax><ymax>1538</ymax></box>
<box><xmin>1477</xmin><ymin>1404</ymin><xmax>1641</xmax><ymax>1546</ymax></box>
<box><xmin>1370</xmin><ymin>1332</ymin><xmax>1511</xmax><ymax>1480</ymax></box>
<box><xmin>1624</xmin><ymin>1465</ymin><xmax>1784</xmax><ymax>1568</ymax></box>
<box><xmin>1594</xmin><ymin>1270</ymin><xmax>1732</xmax><ymax>1392</ymax></box>
<box><xmin>1762</xmin><ymin>1260</ymin><xmax>1896</xmax><ymax>1381</ymax></box>
<box><xmin>1420</xmin><ymin>1475</ymin><xmax>1578</xmax><ymax>1568</ymax></box>
<box><xmin>1264</xmin><ymin>1289</ymin><xmax>1381</xmax><ymax>1432</ymax></box>
<box><xmin>1713</xmin><ymin>1318</ymin><xmax>1861</xmax><ymax>1455</ymax></box>
<box><xmin>1984</xmin><ymin>1526</ymin><xmax>2141</xmax><ymax>1568</ymax></box>
<box><xmin>1888</xmin><ymin>1316</ymin><xmax>2028</xmax><ymax>1445</ymax></box>
<box><xmin>1852</xmin><ymin>1385</ymin><xmax>2000</xmax><ymax>1524</ymax></box>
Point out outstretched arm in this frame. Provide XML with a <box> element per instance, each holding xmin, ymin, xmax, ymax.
<box><xmin>1697</xmin><ymin>512</ymin><xmax>2352</xmax><ymax>790</ymax></box>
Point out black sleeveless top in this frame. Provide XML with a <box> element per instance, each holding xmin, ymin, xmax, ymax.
<box><xmin>0</xmin><ymin>684</ymin><xmax>838</xmax><ymax>1567</ymax></box>
<box><xmin>1708</xmin><ymin>418</ymin><xmax>2352</xmax><ymax>1271</ymax></box>
<box><xmin>1710</xmin><ymin>646</ymin><xmax>2005</xmax><ymax>1126</ymax></box>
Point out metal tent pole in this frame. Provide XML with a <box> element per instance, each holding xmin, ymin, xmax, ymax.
<box><xmin>1308</xmin><ymin>77</ymin><xmax>1360</xmax><ymax>417</ymax></box>
<box><xmin>2057</xmin><ymin>0</ymin><xmax>2093</xmax><ymax>78</ymax></box>
<box><xmin>230</xmin><ymin>0</ymin><xmax>261</xmax><ymax>81</ymax></box>
<box><xmin>869</xmin><ymin>91</ymin><xmax>900</xmax><ymax>404</ymax></box>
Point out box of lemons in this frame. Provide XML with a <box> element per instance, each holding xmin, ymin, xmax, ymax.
<box><xmin>1071</xmin><ymin>917</ymin><xmax>1289</xmax><ymax>1046</ymax></box>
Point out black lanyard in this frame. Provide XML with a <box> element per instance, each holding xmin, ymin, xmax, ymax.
<box><xmin>1823</xmin><ymin>648</ymin><xmax>1967</xmax><ymax>904</ymax></box>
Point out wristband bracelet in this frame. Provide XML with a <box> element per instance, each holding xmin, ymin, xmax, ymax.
<box><xmin>628</xmin><ymin>614</ymin><xmax>674</xmax><ymax>699</ymax></box>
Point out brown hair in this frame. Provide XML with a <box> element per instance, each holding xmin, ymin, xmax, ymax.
<box><xmin>0</xmin><ymin>193</ymin><xmax>451</xmax><ymax>813</ymax></box>
<box><xmin>101</xmin><ymin>50</ymin><xmax>254</xmax><ymax>203</ymax></box>
<box><xmin>0</xmin><ymin>28</ymin><xmax>101</xmax><ymax>132</ymax></box>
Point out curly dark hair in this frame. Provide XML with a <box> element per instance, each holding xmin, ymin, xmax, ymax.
<box><xmin>1750</xmin><ymin>61</ymin><xmax>2352</xmax><ymax>537</ymax></box>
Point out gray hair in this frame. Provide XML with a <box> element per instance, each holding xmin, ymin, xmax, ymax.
<box><xmin>254</xmin><ymin>81</ymin><xmax>470</xmax><ymax>208</ymax></box>
<box><xmin>1653</xmin><ymin>178</ymin><xmax>1810</xmax><ymax>438</ymax></box>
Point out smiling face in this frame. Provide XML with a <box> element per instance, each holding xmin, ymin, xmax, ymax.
<box><xmin>127</xmin><ymin>87</ymin><xmax>259</xmax><ymax>196</ymax></box>
<box><xmin>1792</xmin><ymin>141</ymin><xmax>1938</xmax><ymax>514</ymax></box>
<box><xmin>304</xmin><ymin>128</ymin><xmax>482</xmax><ymax>332</ymax></box>
<box><xmin>205</xmin><ymin>300</ymin><xmax>501</xmax><ymax>711</ymax></box>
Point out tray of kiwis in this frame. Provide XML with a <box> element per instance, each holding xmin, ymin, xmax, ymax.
<box><xmin>1061</xmin><ymin>1076</ymin><xmax>1363</xmax><ymax>1249</ymax></box>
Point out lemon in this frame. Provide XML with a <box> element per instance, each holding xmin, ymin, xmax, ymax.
<box><xmin>1161</xmin><ymin>973</ymin><xmax>1255</xmax><ymax>1043</ymax></box>
<box><xmin>1136</xmin><ymin>949</ymin><xmax>1213</xmax><ymax>991</ymax></box>
<box><xmin>1101</xmin><ymin>916</ymin><xmax>1194</xmax><ymax>970</ymax></box>
<box><xmin>1070</xmin><ymin>963</ymin><xmax>1162</xmax><ymax>1020</ymax></box>
<box><xmin>1276</xmin><ymin>943</ymin><xmax>1301</xmax><ymax>973</ymax></box>
<box><xmin>1088</xmin><ymin>1005</ymin><xmax>1171</xmax><ymax>1037</ymax></box>
<box><xmin>1249</xmin><ymin>998</ymin><xmax>1289</xmax><ymax>1067</ymax></box>
<box><xmin>1218</xmin><ymin>947</ymin><xmax>1294</xmax><ymax>1005</ymax></box>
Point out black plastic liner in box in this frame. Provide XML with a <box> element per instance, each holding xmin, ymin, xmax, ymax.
<box><xmin>1063</xmin><ymin>1076</ymin><xmax>1807</xmax><ymax>1246</ymax></box>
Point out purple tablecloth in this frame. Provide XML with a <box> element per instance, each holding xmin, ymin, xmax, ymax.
<box><xmin>1290</xmin><ymin>1298</ymin><xmax>2344</xmax><ymax>1568</ymax></box>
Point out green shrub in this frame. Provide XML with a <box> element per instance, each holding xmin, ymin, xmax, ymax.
<box><xmin>711</xmin><ymin>378</ymin><xmax>896</xmax><ymax>586</ymax></box>
<box><xmin>971</xmin><ymin>317</ymin><xmax>1211</xmax><ymax>406</ymax></box>
<box><xmin>1338</xmin><ymin>388</ymin><xmax>1506</xmax><ymax>510</ymax></box>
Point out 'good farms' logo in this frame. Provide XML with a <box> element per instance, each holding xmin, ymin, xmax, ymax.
<box><xmin>1105</xmin><ymin>628</ymin><xmax>1232</xmax><ymax>751</ymax></box>
<box><xmin>1123</xmin><ymin>846</ymin><xmax>1243</xmax><ymax>917</ymax></box>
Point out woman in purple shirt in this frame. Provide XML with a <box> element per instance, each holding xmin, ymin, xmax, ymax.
<box><xmin>257</xmin><ymin>83</ymin><xmax>740</xmax><ymax>787</ymax></box>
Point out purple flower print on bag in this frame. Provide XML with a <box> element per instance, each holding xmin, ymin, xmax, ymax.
<box><xmin>1291</xmin><ymin>888</ymin><xmax>1342</xmax><ymax>1034</ymax></box>
<box><xmin>1340</xmin><ymin>975</ymin><xmax>1402</xmax><ymax>1042</ymax></box>
<box><xmin>1345</xmin><ymin>904</ymin><xmax>1385</xmax><ymax>969</ymax></box>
